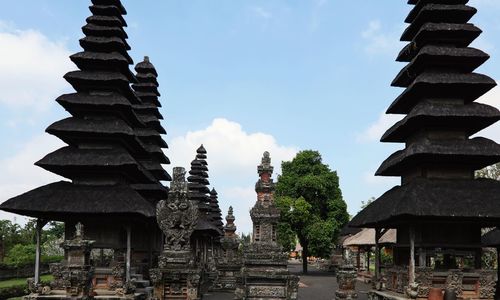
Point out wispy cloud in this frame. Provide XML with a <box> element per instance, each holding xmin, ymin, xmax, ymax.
<box><xmin>357</xmin><ymin>112</ymin><xmax>403</xmax><ymax>143</ymax></box>
<box><xmin>310</xmin><ymin>0</ymin><xmax>328</xmax><ymax>32</ymax></box>
<box><xmin>250</xmin><ymin>6</ymin><xmax>273</xmax><ymax>20</ymax></box>
<box><xmin>361</xmin><ymin>20</ymin><xmax>403</xmax><ymax>56</ymax></box>
<box><xmin>0</xmin><ymin>21</ymin><xmax>72</xmax><ymax>111</ymax></box>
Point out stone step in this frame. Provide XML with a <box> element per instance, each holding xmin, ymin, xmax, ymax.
<box><xmin>133</xmin><ymin>279</ymin><xmax>151</xmax><ymax>288</ymax></box>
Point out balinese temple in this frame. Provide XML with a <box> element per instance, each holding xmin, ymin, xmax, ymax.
<box><xmin>350</xmin><ymin>1</ymin><xmax>500</xmax><ymax>299</ymax></box>
<box><xmin>187</xmin><ymin>146</ymin><xmax>223</xmax><ymax>289</ymax></box>
<box><xmin>0</xmin><ymin>0</ymin><xmax>169</xmax><ymax>298</ymax></box>
<box><xmin>235</xmin><ymin>152</ymin><xmax>298</xmax><ymax>300</ymax></box>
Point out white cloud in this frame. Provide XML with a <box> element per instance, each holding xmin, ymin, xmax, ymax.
<box><xmin>357</xmin><ymin>112</ymin><xmax>403</xmax><ymax>143</ymax></box>
<box><xmin>167</xmin><ymin>118</ymin><xmax>298</xmax><ymax>233</ymax></box>
<box><xmin>362</xmin><ymin>20</ymin><xmax>403</xmax><ymax>56</ymax></box>
<box><xmin>250</xmin><ymin>6</ymin><xmax>273</xmax><ymax>20</ymax></box>
<box><xmin>475</xmin><ymin>86</ymin><xmax>500</xmax><ymax>143</ymax></box>
<box><xmin>0</xmin><ymin>134</ymin><xmax>65</xmax><ymax>223</ymax></box>
<box><xmin>0</xmin><ymin>22</ymin><xmax>72</xmax><ymax>111</ymax></box>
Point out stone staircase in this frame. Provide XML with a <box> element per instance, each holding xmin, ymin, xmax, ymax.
<box><xmin>131</xmin><ymin>272</ymin><xmax>154</xmax><ymax>300</ymax></box>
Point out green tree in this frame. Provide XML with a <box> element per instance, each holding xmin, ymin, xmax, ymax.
<box><xmin>275</xmin><ymin>150</ymin><xmax>349</xmax><ymax>273</ymax></box>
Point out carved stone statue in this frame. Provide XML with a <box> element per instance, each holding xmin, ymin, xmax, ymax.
<box><xmin>150</xmin><ymin>167</ymin><xmax>202</xmax><ymax>300</ymax></box>
<box><xmin>157</xmin><ymin>167</ymin><xmax>198</xmax><ymax>252</ymax></box>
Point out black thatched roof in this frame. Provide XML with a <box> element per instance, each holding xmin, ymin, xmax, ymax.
<box><xmin>0</xmin><ymin>181</ymin><xmax>155</xmax><ymax>220</ymax></box>
<box><xmin>382</xmin><ymin>101</ymin><xmax>500</xmax><ymax>142</ymax></box>
<box><xmin>340</xmin><ymin>224</ymin><xmax>362</xmax><ymax>237</ymax></box>
<box><xmin>0</xmin><ymin>0</ymin><xmax>162</xmax><ymax>220</ymax></box>
<box><xmin>349</xmin><ymin>178</ymin><xmax>500</xmax><ymax>228</ymax></box>
<box><xmin>376</xmin><ymin>137</ymin><xmax>500</xmax><ymax>176</ymax></box>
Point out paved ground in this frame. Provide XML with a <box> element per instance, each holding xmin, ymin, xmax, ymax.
<box><xmin>204</xmin><ymin>262</ymin><xmax>372</xmax><ymax>300</ymax></box>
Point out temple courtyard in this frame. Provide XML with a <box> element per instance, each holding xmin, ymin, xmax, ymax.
<box><xmin>204</xmin><ymin>262</ymin><xmax>372</xmax><ymax>300</ymax></box>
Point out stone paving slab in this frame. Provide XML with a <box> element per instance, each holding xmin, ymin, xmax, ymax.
<box><xmin>204</xmin><ymin>263</ymin><xmax>372</xmax><ymax>300</ymax></box>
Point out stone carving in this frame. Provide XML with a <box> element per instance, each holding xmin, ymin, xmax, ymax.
<box><xmin>25</xmin><ymin>223</ymin><xmax>95</xmax><ymax>300</ymax></box>
<box><xmin>213</xmin><ymin>206</ymin><xmax>243</xmax><ymax>291</ymax></box>
<box><xmin>445</xmin><ymin>270</ymin><xmax>463</xmax><ymax>298</ymax></box>
<box><xmin>157</xmin><ymin>168</ymin><xmax>198</xmax><ymax>252</ymax></box>
<box><xmin>479</xmin><ymin>270</ymin><xmax>496</xmax><ymax>299</ymax></box>
<box><xmin>236</xmin><ymin>152</ymin><xmax>299</xmax><ymax>300</ymax></box>
<box><xmin>150</xmin><ymin>167</ymin><xmax>202</xmax><ymax>300</ymax></box>
<box><xmin>415</xmin><ymin>267</ymin><xmax>432</xmax><ymax>298</ymax></box>
<box><xmin>335</xmin><ymin>264</ymin><xmax>358</xmax><ymax>300</ymax></box>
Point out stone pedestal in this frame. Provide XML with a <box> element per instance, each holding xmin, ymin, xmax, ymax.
<box><xmin>237</xmin><ymin>243</ymin><xmax>298</xmax><ymax>300</ymax></box>
<box><xmin>25</xmin><ymin>223</ymin><xmax>96</xmax><ymax>300</ymax></box>
<box><xmin>212</xmin><ymin>207</ymin><xmax>243</xmax><ymax>292</ymax></box>
<box><xmin>150</xmin><ymin>251</ymin><xmax>201</xmax><ymax>300</ymax></box>
<box><xmin>335</xmin><ymin>264</ymin><xmax>358</xmax><ymax>300</ymax></box>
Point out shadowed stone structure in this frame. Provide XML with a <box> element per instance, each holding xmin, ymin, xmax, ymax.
<box><xmin>26</xmin><ymin>223</ymin><xmax>95</xmax><ymax>299</ymax></box>
<box><xmin>350</xmin><ymin>1</ymin><xmax>500</xmax><ymax>299</ymax></box>
<box><xmin>213</xmin><ymin>206</ymin><xmax>243</xmax><ymax>291</ymax></box>
<box><xmin>150</xmin><ymin>167</ymin><xmax>202</xmax><ymax>300</ymax></box>
<box><xmin>235</xmin><ymin>152</ymin><xmax>299</xmax><ymax>300</ymax></box>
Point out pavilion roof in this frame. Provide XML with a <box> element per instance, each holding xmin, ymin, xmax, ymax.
<box><xmin>343</xmin><ymin>228</ymin><xmax>396</xmax><ymax>247</ymax></box>
<box><xmin>0</xmin><ymin>181</ymin><xmax>155</xmax><ymax>220</ymax></box>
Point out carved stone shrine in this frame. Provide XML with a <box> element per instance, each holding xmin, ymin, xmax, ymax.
<box><xmin>150</xmin><ymin>167</ymin><xmax>202</xmax><ymax>300</ymax></box>
<box><xmin>25</xmin><ymin>223</ymin><xmax>95</xmax><ymax>300</ymax></box>
<box><xmin>335</xmin><ymin>264</ymin><xmax>358</xmax><ymax>300</ymax></box>
<box><xmin>236</xmin><ymin>152</ymin><xmax>299</xmax><ymax>300</ymax></box>
<box><xmin>213</xmin><ymin>206</ymin><xmax>243</xmax><ymax>291</ymax></box>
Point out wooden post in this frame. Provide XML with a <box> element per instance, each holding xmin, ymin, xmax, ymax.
<box><xmin>34</xmin><ymin>221</ymin><xmax>42</xmax><ymax>285</ymax></box>
<box><xmin>418</xmin><ymin>248</ymin><xmax>426</xmax><ymax>267</ymax></box>
<box><xmin>409</xmin><ymin>226</ymin><xmax>415</xmax><ymax>284</ymax></box>
<box><xmin>126</xmin><ymin>225</ymin><xmax>131</xmax><ymax>282</ymax></box>
<box><xmin>375</xmin><ymin>228</ymin><xmax>382</xmax><ymax>281</ymax></box>
<box><xmin>356</xmin><ymin>248</ymin><xmax>361</xmax><ymax>272</ymax></box>
<box><xmin>34</xmin><ymin>219</ymin><xmax>47</xmax><ymax>285</ymax></box>
<box><xmin>366</xmin><ymin>248</ymin><xmax>371</xmax><ymax>273</ymax></box>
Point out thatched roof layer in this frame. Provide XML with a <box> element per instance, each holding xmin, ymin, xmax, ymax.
<box><xmin>350</xmin><ymin>178</ymin><xmax>500</xmax><ymax>228</ymax></box>
<box><xmin>0</xmin><ymin>181</ymin><xmax>155</xmax><ymax>220</ymax></box>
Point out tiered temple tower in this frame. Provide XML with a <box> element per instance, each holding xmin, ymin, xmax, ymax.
<box><xmin>1</xmin><ymin>0</ymin><xmax>168</xmax><ymax>298</ymax></box>
<box><xmin>351</xmin><ymin>1</ymin><xmax>500</xmax><ymax>299</ymax></box>
<box><xmin>209</xmin><ymin>188</ymin><xmax>224</xmax><ymax>237</ymax></box>
<box><xmin>187</xmin><ymin>146</ymin><xmax>223</xmax><ymax>290</ymax></box>
<box><xmin>236</xmin><ymin>152</ymin><xmax>298</xmax><ymax>300</ymax></box>
<box><xmin>132</xmin><ymin>56</ymin><xmax>171</xmax><ymax>203</ymax></box>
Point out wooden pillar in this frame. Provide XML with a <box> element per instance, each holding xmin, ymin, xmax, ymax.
<box><xmin>34</xmin><ymin>219</ymin><xmax>47</xmax><ymax>285</ymax></box>
<box><xmin>409</xmin><ymin>226</ymin><xmax>415</xmax><ymax>284</ymax></box>
<box><xmin>375</xmin><ymin>228</ymin><xmax>382</xmax><ymax>281</ymax></box>
<box><xmin>366</xmin><ymin>248</ymin><xmax>371</xmax><ymax>273</ymax></box>
<box><xmin>356</xmin><ymin>247</ymin><xmax>361</xmax><ymax>272</ymax></box>
<box><xmin>126</xmin><ymin>225</ymin><xmax>131</xmax><ymax>282</ymax></box>
<box><xmin>418</xmin><ymin>248</ymin><xmax>426</xmax><ymax>267</ymax></box>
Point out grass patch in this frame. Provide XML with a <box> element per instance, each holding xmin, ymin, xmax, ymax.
<box><xmin>0</xmin><ymin>275</ymin><xmax>53</xmax><ymax>288</ymax></box>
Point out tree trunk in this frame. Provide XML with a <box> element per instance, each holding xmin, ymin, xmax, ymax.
<box><xmin>302</xmin><ymin>244</ymin><xmax>308</xmax><ymax>274</ymax></box>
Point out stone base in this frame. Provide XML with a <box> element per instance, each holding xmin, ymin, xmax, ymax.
<box><xmin>212</xmin><ymin>264</ymin><xmax>242</xmax><ymax>292</ymax></box>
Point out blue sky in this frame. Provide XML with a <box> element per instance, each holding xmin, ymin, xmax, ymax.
<box><xmin>1</xmin><ymin>0</ymin><xmax>500</xmax><ymax>233</ymax></box>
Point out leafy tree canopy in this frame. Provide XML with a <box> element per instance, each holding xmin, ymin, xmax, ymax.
<box><xmin>275</xmin><ymin>150</ymin><xmax>349</xmax><ymax>273</ymax></box>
